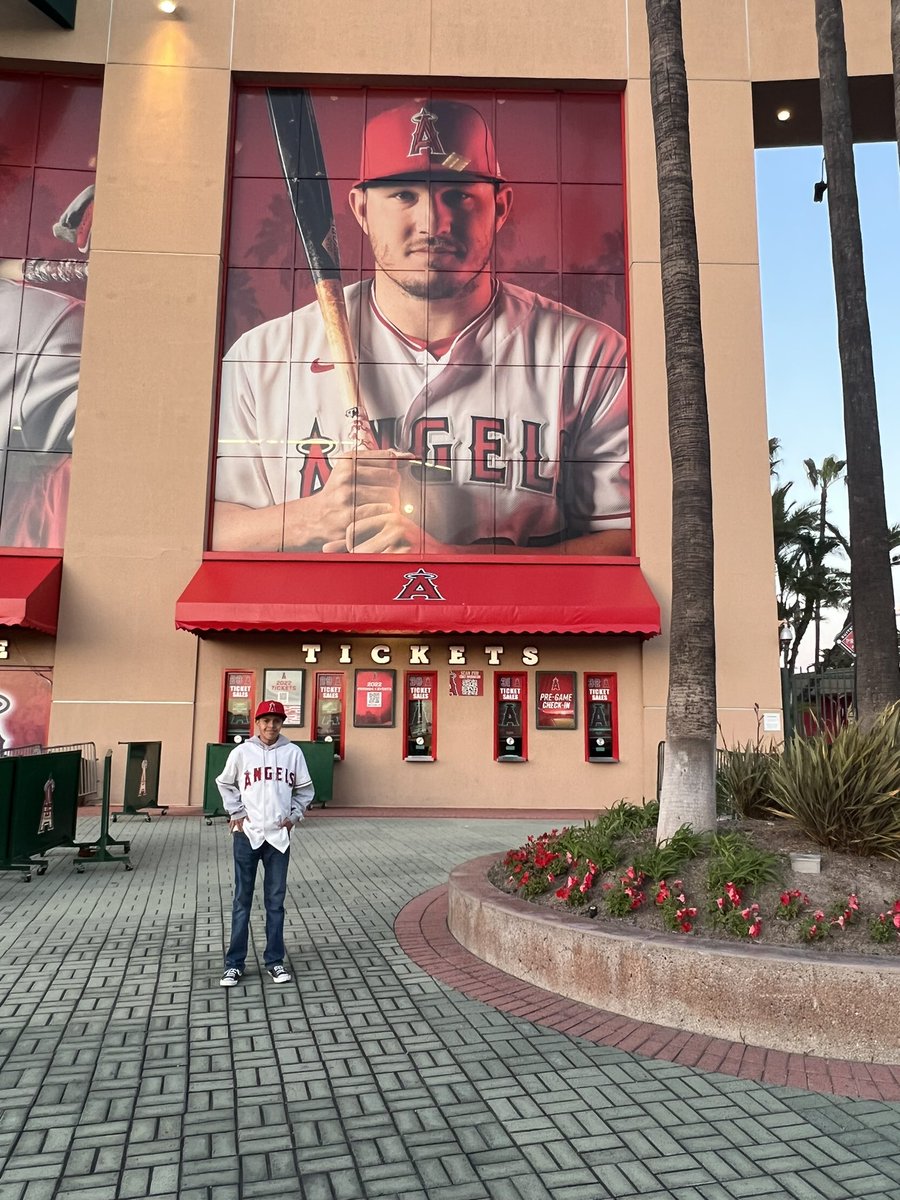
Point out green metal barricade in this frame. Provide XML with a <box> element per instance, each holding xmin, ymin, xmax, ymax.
<box><xmin>0</xmin><ymin>756</ymin><xmax>16</xmax><ymax>871</ymax></box>
<box><xmin>74</xmin><ymin>751</ymin><xmax>132</xmax><ymax>872</ymax></box>
<box><xmin>113</xmin><ymin>741</ymin><xmax>167</xmax><ymax>821</ymax></box>
<box><xmin>0</xmin><ymin>750</ymin><xmax>80</xmax><ymax>880</ymax></box>
<box><xmin>203</xmin><ymin>740</ymin><xmax>334</xmax><ymax>824</ymax></box>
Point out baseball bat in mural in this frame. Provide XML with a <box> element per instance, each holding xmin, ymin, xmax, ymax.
<box><xmin>266</xmin><ymin>88</ymin><xmax>377</xmax><ymax>452</ymax></box>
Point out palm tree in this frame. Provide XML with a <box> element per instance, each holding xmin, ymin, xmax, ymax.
<box><xmin>892</xmin><ymin>0</ymin><xmax>900</xmax><ymax>172</ymax></box>
<box><xmin>814</xmin><ymin>0</ymin><xmax>900</xmax><ymax>721</ymax></box>
<box><xmin>771</xmin><ymin>472</ymin><xmax>848</xmax><ymax>675</ymax></box>
<box><xmin>645</xmin><ymin>0</ymin><xmax>717</xmax><ymax>842</ymax></box>
<box><xmin>803</xmin><ymin>455</ymin><xmax>846</xmax><ymax>667</ymax></box>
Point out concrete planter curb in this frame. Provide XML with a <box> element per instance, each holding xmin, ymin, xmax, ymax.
<box><xmin>448</xmin><ymin>853</ymin><xmax>900</xmax><ymax>1064</ymax></box>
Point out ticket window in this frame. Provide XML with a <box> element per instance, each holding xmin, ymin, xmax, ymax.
<box><xmin>585</xmin><ymin>673</ymin><xmax>619</xmax><ymax>762</ymax></box>
<box><xmin>404</xmin><ymin>671</ymin><xmax>436</xmax><ymax>760</ymax></box>
<box><xmin>222</xmin><ymin>670</ymin><xmax>255</xmax><ymax>743</ymax></box>
<box><xmin>495</xmin><ymin>672</ymin><xmax>527</xmax><ymax>762</ymax></box>
<box><xmin>314</xmin><ymin>672</ymin><xmax>346</xmax><ymax>759</ymax></box>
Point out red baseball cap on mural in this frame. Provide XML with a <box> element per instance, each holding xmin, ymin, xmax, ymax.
<box><xmin>255</xmin><ymin>700</ymin><xmax>286</xmax><ymax>720</ymax></box>
<box><xmin>355</xmin><ymin>99</ymin><xmax>504</xmax><ymax>187</ymax></box>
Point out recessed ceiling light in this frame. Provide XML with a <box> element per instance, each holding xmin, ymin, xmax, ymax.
<box><xmin>158</xmin><ymin>0</ymin><xmax>178</xmax><ymax>12</ymax></box>
<box><xmin>776</xmin><ymin>108</ymin><xmax>792</xmax><ymax>122</ymax></box>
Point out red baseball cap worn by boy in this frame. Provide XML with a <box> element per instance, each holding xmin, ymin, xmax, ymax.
<box><xmin>255</xmin><ymin>700</ymin><xmax>286</xmax><ymax>720</ymax></box>
<box><xmin>355</xmin><ymin>99</ymin><xmax>504</xmax><ymax>187</ymax></box>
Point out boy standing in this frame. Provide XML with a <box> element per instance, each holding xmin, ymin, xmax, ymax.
<box><xmin>216</xmin><ymin>700</ymin><xmax>314</xmax><ymax>985</ymax></box>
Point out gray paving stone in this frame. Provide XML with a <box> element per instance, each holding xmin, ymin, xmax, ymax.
<box><xmin>0</xmin><ymin>816</ymin><xmax>897</xmax><ymax>1200</ymax></box>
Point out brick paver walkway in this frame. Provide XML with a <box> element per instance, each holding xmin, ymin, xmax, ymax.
<box><xmin>0</xmin><ymin>814</ymin><xmax>898</xmax><ymax>1200</ymax></box>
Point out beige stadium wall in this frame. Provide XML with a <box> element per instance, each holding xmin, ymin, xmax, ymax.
<box><xmin>2</xmin><ymin>0</ymin><xmax>886</xmax><ymax>806</ymax></box>
<box><xmin>191</xmin><ymin>638</ymin><xmax>646</xmax><ymax>809</ymax></box>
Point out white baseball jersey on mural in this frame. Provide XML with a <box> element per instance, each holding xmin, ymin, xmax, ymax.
<box><xmin>0</xmin><ymin>279</ymin><xmax>81</xmax><ymax>454</ymax></box>
<box><xmin>216</xmin><ymin>279</ymin><xmax>629</xmax><ymax>550</ymax></box>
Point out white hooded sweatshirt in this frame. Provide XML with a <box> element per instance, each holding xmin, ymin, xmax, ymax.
<box><xmin>216</xmin><ymin>735</ymin><xmax>315</xmax><ymax>851</ymax></box>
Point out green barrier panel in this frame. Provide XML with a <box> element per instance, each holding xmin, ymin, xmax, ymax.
<box><xmin>115</xmin><ymin>741</ymin><xmax>167</xmax><ymax>820</ymax></box>
<box><xmin>5</xmin><ymin>750</ymin><xmax>80</xmax><ymax>879</ymax></box>
<box><xmin>0</xmin><ymin>757</ymin><xmax>16</xmax><ymax>868</ymax></box>
<box><xmin>298</xmin><ymin>742</ymin><xmax>334</xmax><ymax>807</ymax></box>
<box><xmin>203</xmin><ymin>740</ymin><xmax>334</xmax><ymax>824</ymax></box>
<box><xmin>203</xmin><ymin>744</ymin><xmax>232</xmax><ymax>822</ymax></box>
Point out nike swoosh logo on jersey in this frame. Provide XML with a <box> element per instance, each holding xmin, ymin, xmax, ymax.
<box><xmin>310</xmin><ymin>359</ymin><xmax>334</xmax><ymax>373</ymax></box>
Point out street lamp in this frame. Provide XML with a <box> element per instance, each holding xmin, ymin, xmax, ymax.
<box><xmin>779</xmin><ymin>621</ymin><xmax>795</xmax><ymax>744</ymax></box>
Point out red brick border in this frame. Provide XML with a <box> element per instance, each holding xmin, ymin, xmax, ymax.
<box><xmin>395</xmin><ymin>884</ymin><xmax>900</xmax><ymax>1101</ymax></box>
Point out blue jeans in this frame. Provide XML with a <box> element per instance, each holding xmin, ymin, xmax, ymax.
<box><xmin>225</xmin><ymin>833</ymin><xmax>290</xmax><ymax>970</ymax></box>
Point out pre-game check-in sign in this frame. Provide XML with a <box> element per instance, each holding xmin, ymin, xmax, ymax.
<box><xmin>535</xmin><ymin>671</ymin><xmax>576</xmax><ymax>730</ymax></box>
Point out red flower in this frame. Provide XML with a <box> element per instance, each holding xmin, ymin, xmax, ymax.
<box><xmin>680</xmin><ymin>921</ymin><xmax>693</xmax><ymax>933</ymax></box>
<box><xmin>848</xmin><ymin>894</ymin><xmax>860</xmax><ymax>912</ymax></box>
<box><xmin>748</xmin><ymin>920</ymin><xmax>762</xmax><ymax>939</ymax></box>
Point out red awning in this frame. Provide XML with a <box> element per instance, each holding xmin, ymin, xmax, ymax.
<box><xmin>0</xmin><ymin>554</ymin><xmax>63</xmax><ymax>634</ymax></box>
<box><xmin>175</xmin><ymin>556</ymin><xmax>660</xmax><ymax>637</ymax></box>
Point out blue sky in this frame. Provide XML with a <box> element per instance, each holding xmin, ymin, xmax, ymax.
<box><xmin>755</xmin><ymin>141</ymin><xmax>900</xmax><ymax>661</ymax></box>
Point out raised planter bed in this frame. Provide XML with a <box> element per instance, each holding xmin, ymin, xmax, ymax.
<box><xmin>448</xmin><ymin>853</ymin><xmax>900</xmax><ymax>1064</ymax></box>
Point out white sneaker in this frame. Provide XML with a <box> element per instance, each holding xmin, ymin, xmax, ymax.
<box><xmin>266</xmin><ymin>964</ymin><xmax>291</xmax><ymax>984</ymax></box>
<box><xmin>220</xmin><ymin>967</ymin><xmax>242</xmax><ymax>987</ymax></box>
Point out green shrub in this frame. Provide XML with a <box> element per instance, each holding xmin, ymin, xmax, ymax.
<box><xmin>707</xmin><ymin>831</ymin><xmax>781</xmax><ymax>895</ymax></box>
<box><xmin>632</xmin><ymin>825</ymin><xmax>709</xmax><ymax>882</ymax></box>
<box><xmin>766</xmin><ymin>704</ymin><xmax>900</xmax><ymax>859</ymax></box>
<box><xmin>555</xmin><ymin>800</ymin><xmax>659</xmax><ymax>873</ymax></box>
<box><xmin>716</xmin><ymin>743</ymin><xmax>778</xmax><ymax>819</ymax></box>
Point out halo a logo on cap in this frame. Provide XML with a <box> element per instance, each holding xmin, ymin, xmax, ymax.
<box><xmin>408</xmin><ymin>107</ymin><xmax>446</xmax><ymax>159</ymax></box>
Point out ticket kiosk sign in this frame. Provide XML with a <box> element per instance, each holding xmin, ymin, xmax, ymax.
<box><xmin>404</xmin><ymin>672</ymin><xmax>436</xmax><ymax>760</ymax></box>
<box><xmin>315</xmin><ymin>672</ymin><xmax>346</xmax><ymax>759</ymax></box>
<box><xmin>585</xmin><ymin>673</ymin><xmax>618</xmax><ymax>762</ymax></box>
<box><xmin>495</xmin><ymin>672</ymin><xmax>527</xmax><ymax>761</ymax></box>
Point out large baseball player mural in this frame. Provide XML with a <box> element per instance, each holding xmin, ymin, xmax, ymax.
<box><xmin>0</xmin><ymin>73</ymin><xmax>99</xmax><ymax>548</ymax></box>
<box><xmin>214</xmin><ymin>88</ymin><xmax>630</xmax><ymax>556</ymax></box>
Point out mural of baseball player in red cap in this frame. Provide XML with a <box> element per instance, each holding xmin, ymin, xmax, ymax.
<box><xmin>214</xmin><ymin>93</ymin><xmax>630</xmax><ymax>556</ymax></box>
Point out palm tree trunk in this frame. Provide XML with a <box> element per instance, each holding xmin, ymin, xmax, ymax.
<box><xmin>646</xmin><ymin>0</ymin><xmax>717</xmax><ymax>842</ymax></box>
<box><xmin>815</xmin><ymin>0</ymin><xmax>900</xmax><ymax>722</ymax></box>
<box><xmin>892</xmin><ymin>0</ymin><xmax>900</xmax><ymax>171</ymax></box>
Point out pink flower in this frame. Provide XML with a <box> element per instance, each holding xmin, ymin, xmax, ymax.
<box><xmin>893</xmin><ymin>913</ymin><xmax>900</xmax><ymax>930</ymax></box>
<box><xmin>716</xmin><ymin>896</ymin><xmax>725</xmax><ymax>911</ymax></box>
<box><xmin>848</xmin><ymin>894</ymin><xmax>860</xmax><ymax>911</ymax></box>
<box><xmin>748</xmin><ymin>920</ymin><xmax>762</xmax><ymax>939</ymax></box>
<box><xmin>814</xmin><ymin>910</ymin><xmax>825</xmax><ymax>922</ymax></box>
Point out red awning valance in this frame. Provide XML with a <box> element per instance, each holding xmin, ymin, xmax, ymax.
<box><xmin>175</xmin><ymin>556</ymin><xmax>660</xmax><ymax>637</ymax></box>
<box><xmin>0</xmin><ymin>553</ymin><xmax>63</xmax><ymax>634</ymax></box>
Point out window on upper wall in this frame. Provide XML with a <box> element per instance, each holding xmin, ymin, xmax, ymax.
<box><xmin>211</xmin><ymin>85</ymin><xmax>631</xmax><ymax>560</ymax></box>
<box><xmin>0</xmin><ymin>72</ymin><xmax>101</xmax><ymax>549</ymax></box>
